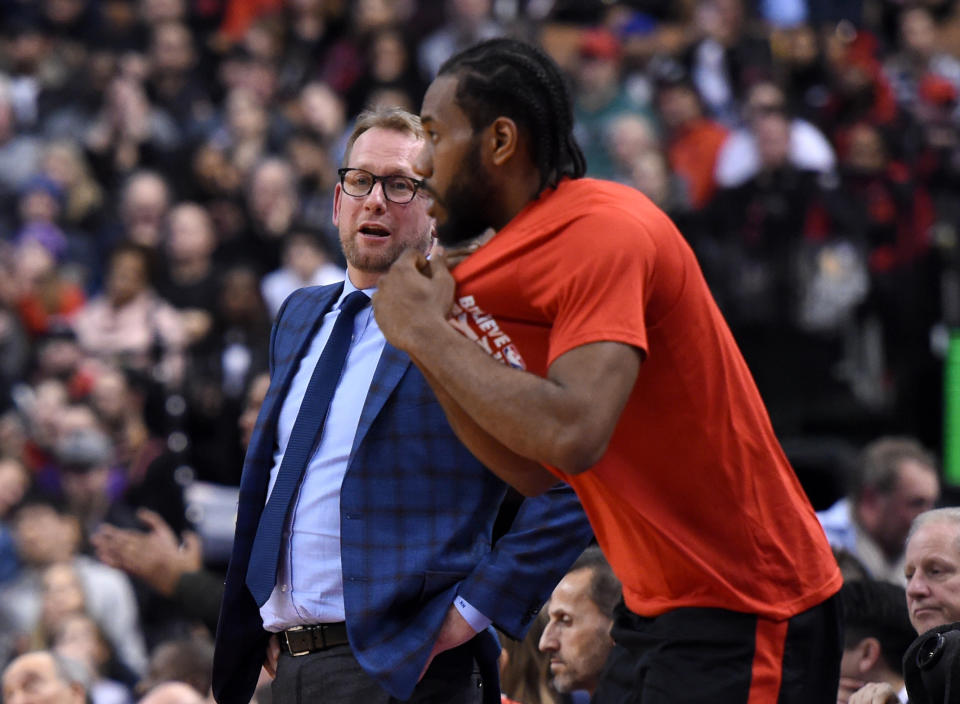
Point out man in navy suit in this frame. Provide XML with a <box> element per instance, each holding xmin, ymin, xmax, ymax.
<box><xmin>212</xmin><ymin>106</ymin><xmax>592</xmax><ymax>704</ymax></box>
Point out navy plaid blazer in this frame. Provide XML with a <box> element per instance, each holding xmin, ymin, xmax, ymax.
<box><xmin>212</xmin><ymin>283</ymin><xmax>592</xmax><ymax>703</ymax></box>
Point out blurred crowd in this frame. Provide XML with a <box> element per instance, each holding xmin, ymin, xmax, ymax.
<box><xmin>0</xmin><ymin>0</ymin><xmax>957</xmax><ymax>701</ymax></box>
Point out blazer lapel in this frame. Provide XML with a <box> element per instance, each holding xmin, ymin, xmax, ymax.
<box><xmin>350</xmin><ymin>342</ymin><xmax>411</xmax><ymax>456</ymax></box>
<box><xmin>247</xmin><ymin>285</ymin><xmax>343</xmax><ymax>475</ymax></box>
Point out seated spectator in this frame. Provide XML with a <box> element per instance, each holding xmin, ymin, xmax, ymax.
<box><xmin>838</xmin><ymin>580</ymin><xmax>915</xmax><ymax>704</ymax></box>
<box><xmin>683</xmin><ymin>0</ymin><xmax>773</xmax><ymax>125</ymax></box>
<box><xmin>260</xmin><ymin>228</ymin><xmax>344</xmax><ymax>318</ymax></box>
<box><xmin>883</xmin><ymin>5</ymin><xmax>960</xmax><ymax>122</ymax></box>
<box><xmin>499</xmin><ymin>612</ymin><xmax>563</xmax><ymax>704</ymax></box>
<box><xmin>83</xmin><ymin>74</ymin><xmax>181</xmax><ymax>188</ymax></box>
<box><xmin>9</xmin><ymin>223</ymin><xmax>86</xmax><ymax>339</ymax></box>
<box><xmin>820</xmin><ymin>28</ymin><xmax>900</xmax><ymax>143</ymax></box>
<box><xmin>31</xmin><ymin>562</ymin><xmax>88</xmax><ymax>651</ymax></box>
<box><xmin>30</xmin><ymin>325</ymin><xmax>97</xmax><ymax>400</ymax></box>
<box><xmin>156</xmin><ymin>202</ymin><xmax>220</xmax><ymax>346</ymax></box>
<box><xmin>215</xmin><ymin>156</ymin><xmax>300</xmax><ymax>275</ymax></box>
<box><xmin>628</xmin><ymin>149</ymin><xmax>690</xmax><ymax>219</ymax></box>
<box><xmin>16</xmin><ymin>378</ymin><xmax>69</xmax><ymax>474</ymax></box>
<box><xmin>652</xmin><ymin>62</ymin><xmax>729</xmax><ymax>210</ymax></box>
<box><xmin>52</xmin><ymin>613</ymin><xmax>135</xmax><ymax>704</ymax></box>
<box><xmin>98</xmin><ymin>171</ymin><xmax>172</xmax><ymax>253</ymax></box>
<box><xmin>417</xmin><ymin>0</ymin><xmax>504</xmax><ymax>80</ymax></box>
<box><xmin>136</xmin><ymin>635</ymin><xmax>214</xmax><ymax>700</ymax></box>
<box><xmin>821</xmin><ymin>119</ymin><xmax>933</xmax><ymax>280</ymax></box>
<box><xmin>848</xmin><ymin>507</ymin><xmax>960</xmax><ymax>703</ymax></box>
<box><xmin>1</xmin><ymin>494</ymin><xmax>148</xmax><ymax>676</ymax></box>
<box><xmin>51</xmin><ymin>422</ymin><xmax>141</xmax><ymax>543</ymax></box>
<box><xmin>571</xmin><ymin>28</ymin><xmax>654</xmax><ymax>180</ymax></box>
<box><xmin>283</xmin><ymin>127</ymin><xmax>342</xmax><ymax>244</ymax></box>
<box><xmin>903</xmin><ymin>508</ymin><xmax>960</xmax><ymax>634</ymax></box>
<box><xmin>14</xmin><ymin>175</ymin><xmax>97</xmax><ymax>288</ymax></box>
<box><xmin>603</xmin><ymin>113</ymin><xmax>659</xmax><ymax>185</ymax></box>
<box><xmin>1</xmin><ymin>650</ymin><xmax>88</xmax><ymax>704</ymax></box>
<box><xmin>346</xmin><ymin>25</ymin><xmax>426</xmax><ymax>118</ymax></box>
<box><xmin>39</xmin><ymin>139</ymin><xmax>107</xmax><ymax>238</ymax></box>
<box><xmin>539</xmin><ymin>546</ymin><xmax>621</xmax><ymax>702</ymax></box>
<box><xmin>71</xmin><ymin>242</ymin><xmax>187</xmax><ymax>389</ymax></box>
<box><xmin>144</xmin><ymin>19</ymin><xmax>214</xmax><ymax>143</ymax></box>
<box><xmin>714</xmin><ymin>79</ymin><xmax>836</xmax><ymax>188</ymax></box>
<box><xmin>86</xmin><ymin>365</ymin><xmax>188</xmax><ymax>542</ymax></box>
<box><xmin>88</xmin><ymin>366</ymin><xmax>167</xmax><ymax>501</ymax></box>
<box><xmin>185</xmin><ymin>264</ymin><xmax>270</xmax><ymax>481</ymax></box>
<box><xmin>818</xmin><ymin>436</ymin><xmax>939</xmax><ymax>584</ymax></box>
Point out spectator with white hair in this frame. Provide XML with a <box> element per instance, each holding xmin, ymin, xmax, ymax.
<box><xmin>849</xmin><ymin>507</ymin><xmax>960</xmax><ymax>703</ymax></box>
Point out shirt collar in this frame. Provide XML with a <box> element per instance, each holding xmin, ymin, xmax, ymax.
<box><xmin>337</xmin><ymin>278</ymin><xmax>376</xmax><ymax>308</ymax></box>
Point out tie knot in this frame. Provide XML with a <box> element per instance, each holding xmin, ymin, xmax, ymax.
<box><xmin>339</xmin><ymin>290</ymin><xmax>370</xmax><ymax>318</ymax></box>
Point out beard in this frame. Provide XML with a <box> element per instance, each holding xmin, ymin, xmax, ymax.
<box><xmin>340</xmin><ymin>230</ymin><xmax>428</xmax><ymax>274</ymax></box>
<box><xmin>433</xmin><ymin>139</ymin><xmax>497</xmax><ymax>247</ymax></box>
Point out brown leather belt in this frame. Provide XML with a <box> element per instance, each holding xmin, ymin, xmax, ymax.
<box><xmin>279</xmin><ymin>622</ymin><xmax>349</xmax><ymax>656</ymax></box>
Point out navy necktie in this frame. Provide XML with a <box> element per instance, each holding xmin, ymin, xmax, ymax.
<box><xmin>245</xmin><ymin>290</ymin><xmax>370</xmax><ymax>606</ymax></box>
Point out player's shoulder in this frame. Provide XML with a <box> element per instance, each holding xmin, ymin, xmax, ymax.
<box><xmin>562</xmin><ymin>178</ymin><xmax>663</xmax><ymax>217</ymax></box>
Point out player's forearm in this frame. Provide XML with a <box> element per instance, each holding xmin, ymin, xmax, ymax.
<box><xmin>414</xmin><ymin>358</ymin><xmax>561</xmax><ymax>495</ymax></box>
<box><xmin>404</xmin><ymin>319</ymin><xmax>604</xmax><ymax>474</ymax></box>
<box><xmin>373</xmin><ymin>250</ymin><xmax>632</xmax><ymax>473</ymax></box>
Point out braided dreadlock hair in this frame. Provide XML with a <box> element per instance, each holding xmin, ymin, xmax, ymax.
<box><xmin>437</xmin><ymin>38</ymin><xmax>587</xmax><ymax>194</ymax></box>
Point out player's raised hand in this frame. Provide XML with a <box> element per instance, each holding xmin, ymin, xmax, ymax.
<box><xmin>373</xmin><ymin>248</ymin><xmax>455</xmax><ymax>354</ymax></box>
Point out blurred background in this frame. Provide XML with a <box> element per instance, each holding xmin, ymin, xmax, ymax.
<box><xmin>0</xmin><ymin>0</ymin><xmax>957</xmax><ymax>699</ymax></box>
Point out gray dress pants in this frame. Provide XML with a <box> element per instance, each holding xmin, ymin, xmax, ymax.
<box><xmin>270</xmin><ymin>643</ymin><xmax>484</xmax><ymax>704</ymax></box>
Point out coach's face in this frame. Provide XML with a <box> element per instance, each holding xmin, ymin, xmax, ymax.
<box><xmin>417</xmin><ymin>75</ymin><xmax>497</xmax><ymax>247</ymax></box>
<box><xmin>905</xmin><ymin>519</ymin><xmax>960</xmax><ymax>633</ymax></box>
<box><xmin>333</xmin><ymin>126</ymin><xmax>435</xmax><ymax>289</ymax></box>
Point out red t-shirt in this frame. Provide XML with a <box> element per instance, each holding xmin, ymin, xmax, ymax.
<box><xmin>451</xmin><ymin>178</ymin><xmax>841</xmax><ymax>620</ymax></box>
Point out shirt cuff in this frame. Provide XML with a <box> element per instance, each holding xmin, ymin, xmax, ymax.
<box><xmin>454</xmin><ymin>595</ymin><xmax>492</xmax><ymax>633</ymax></box>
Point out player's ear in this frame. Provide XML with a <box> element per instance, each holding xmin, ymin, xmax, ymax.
<box><xmin>488</xmin><ymin>117</ymin><xmax>519</xmax><ymax>166</ymax></box>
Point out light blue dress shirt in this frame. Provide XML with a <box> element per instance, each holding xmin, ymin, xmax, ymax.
<box><xmin>259</xmin><ymin>280</ymin><xmax>490</xmax><ymax>634</ymax></box>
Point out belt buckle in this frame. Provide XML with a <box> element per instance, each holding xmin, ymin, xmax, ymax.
<box><xmin>283</xmin><ymin>626</ymin><xmax>312</xmax><ymax>657</ymax></box>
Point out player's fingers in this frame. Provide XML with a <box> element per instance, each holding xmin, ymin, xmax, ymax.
<box><xmin>431</xmin><ymin>249</ymin><xmax>450</xmax><ymax>272</ymax></box>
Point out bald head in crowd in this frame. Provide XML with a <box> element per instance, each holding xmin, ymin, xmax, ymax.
<box><xmin>2</xmin><ymin>650</ymin><xmax>87</xmax><ymax>704</ymax></box>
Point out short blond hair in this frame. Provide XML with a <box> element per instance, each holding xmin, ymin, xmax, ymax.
<box><xmin>342</xmin><ymin>107</ymin><xmax>423</xmax><ymax>166</ymax></box>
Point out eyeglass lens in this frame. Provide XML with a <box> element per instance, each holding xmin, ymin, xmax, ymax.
<box><xmin>341</xmin><ymin>169</ymin><xmax>419</xmax><ymax>203</ymax></box>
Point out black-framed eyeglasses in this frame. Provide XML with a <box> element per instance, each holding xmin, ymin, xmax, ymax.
<box><xmin>337</xmin><ymin>168</ymin><xmax>426</xmax><ymax>204</ymax></box>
